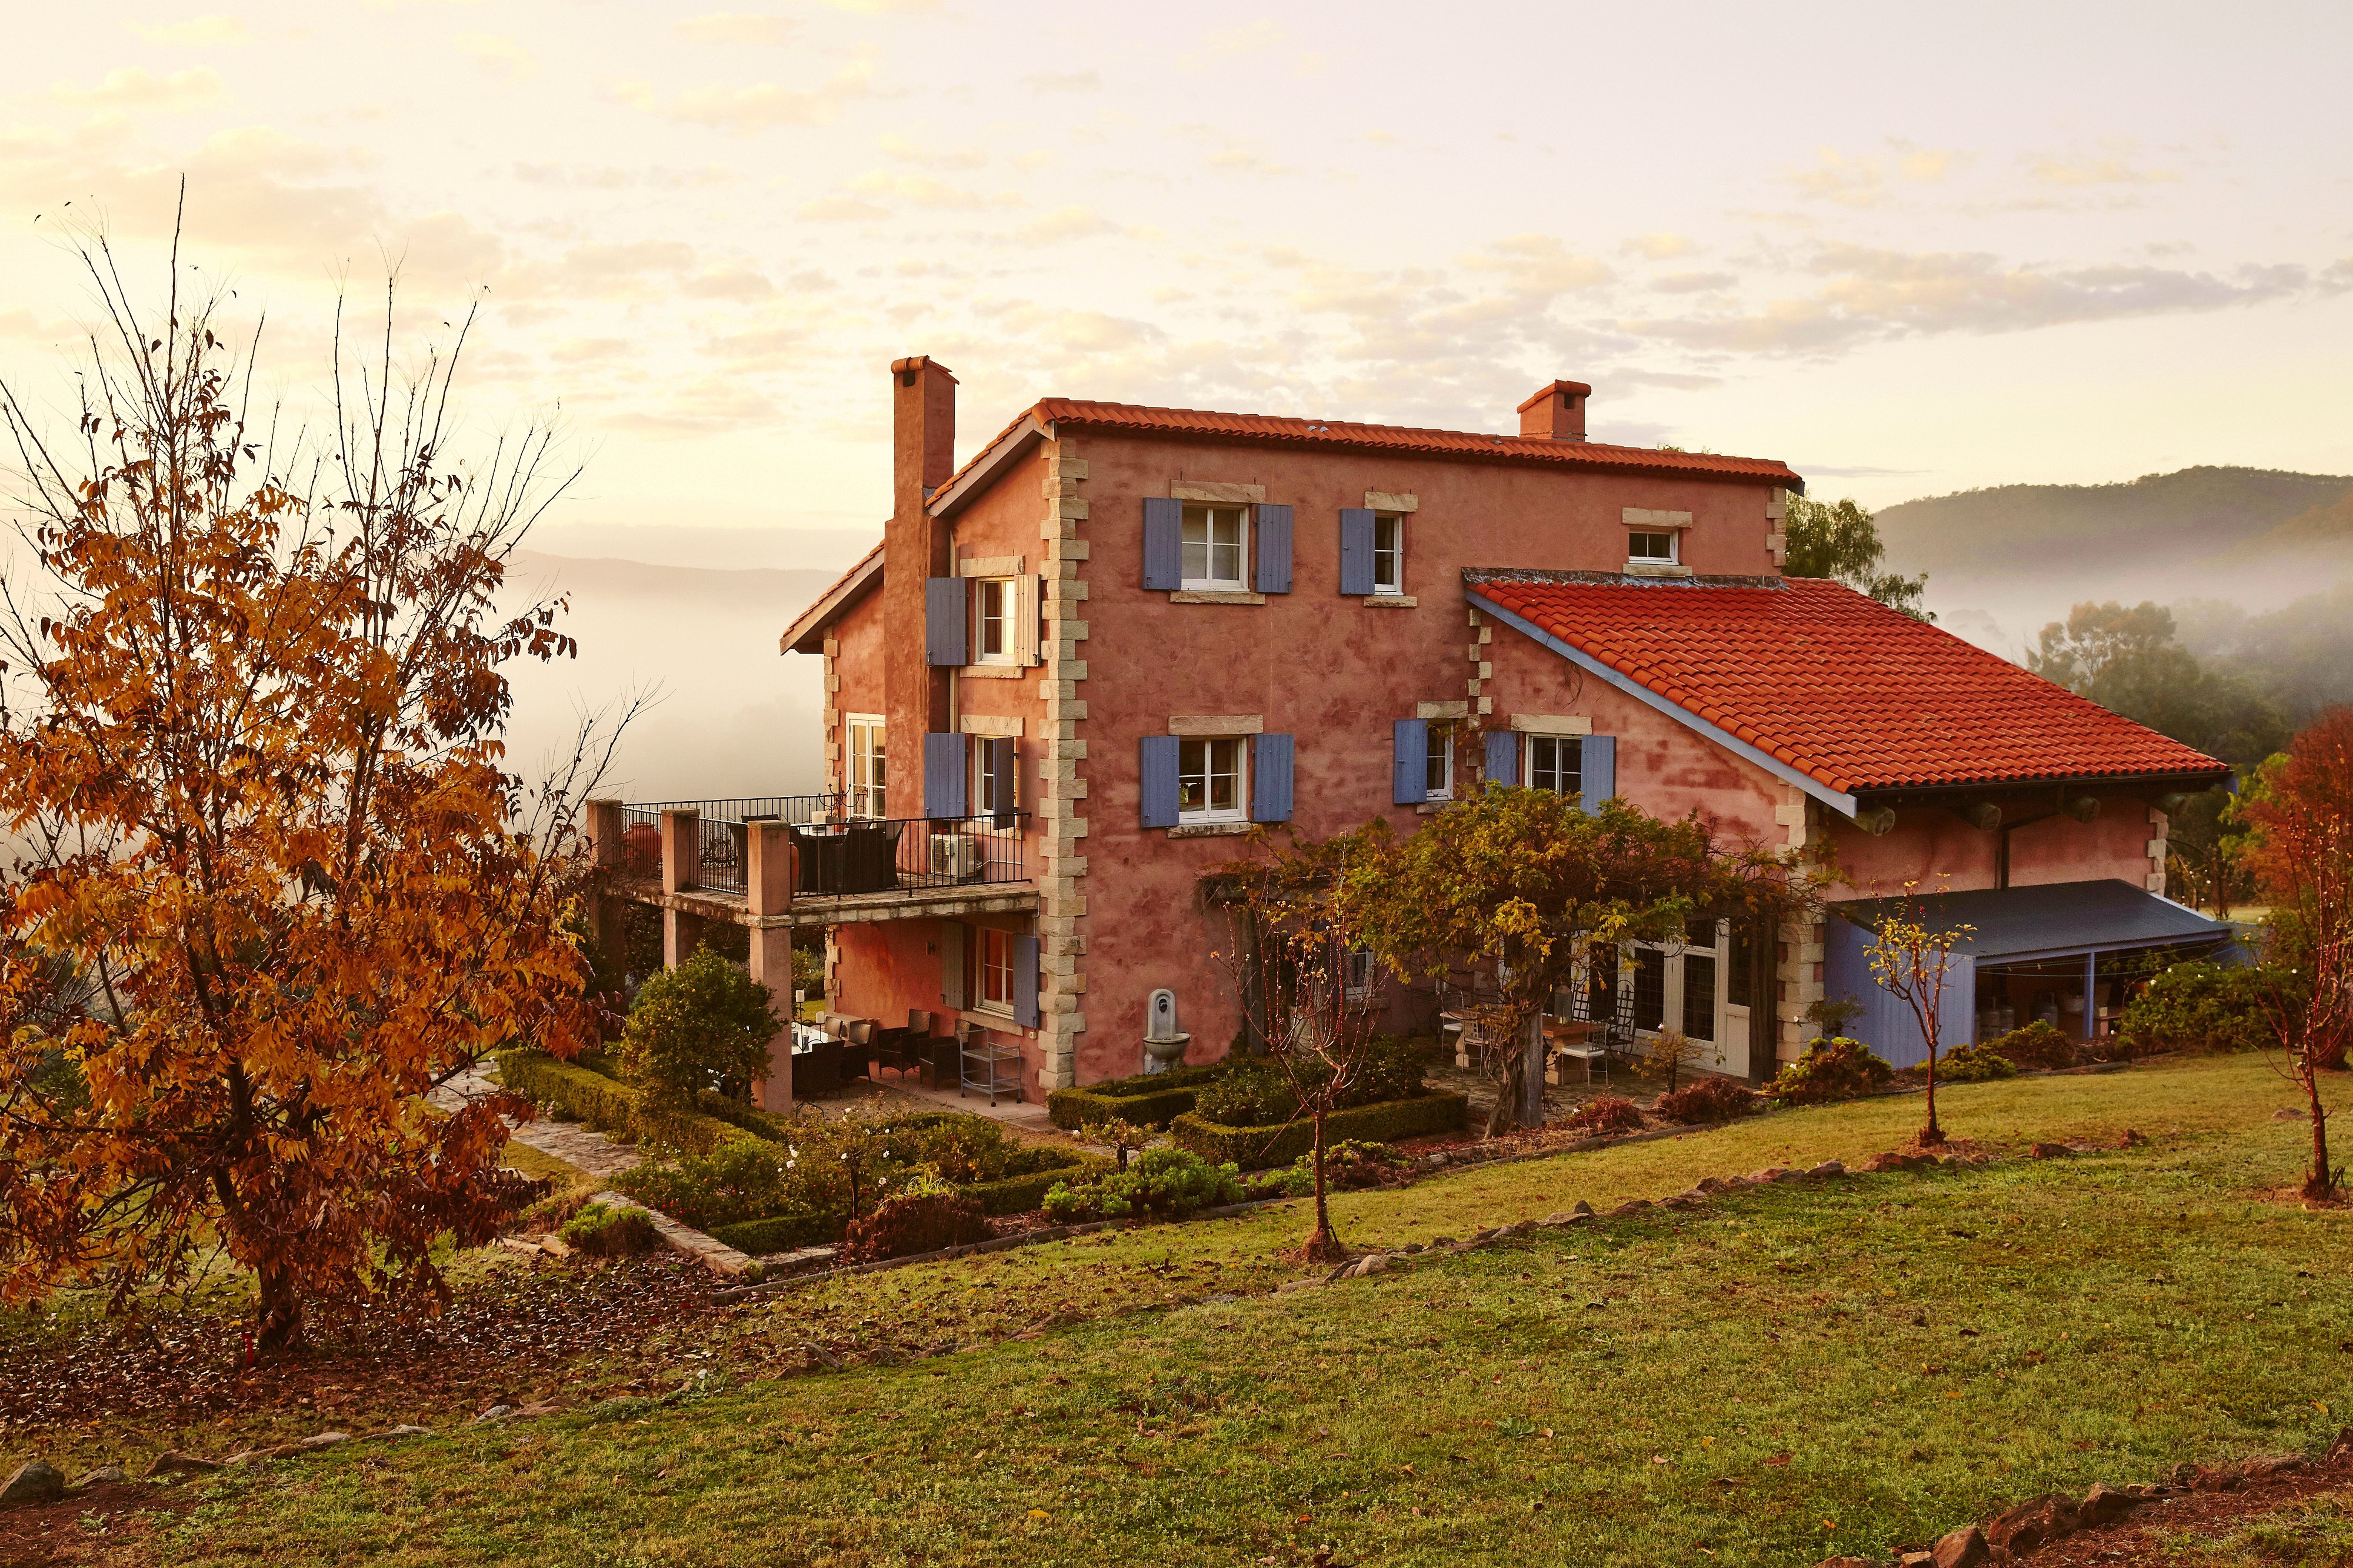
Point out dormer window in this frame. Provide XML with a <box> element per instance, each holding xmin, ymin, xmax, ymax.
<box><xmin>1629</xmin><ymin>530</ymin><xmax>1678</xmax><ymax>564</ymax></box>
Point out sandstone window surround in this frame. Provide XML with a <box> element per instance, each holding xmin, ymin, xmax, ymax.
<box><xmin>1624</xmin><ymin>507</ymin><xmax>1694</xmax><ymax>579</ymax></box>
<box><xmin>1144</xmin><ymin>482</ymin><xmax>1289</xmax><ymax>603</ymax></box>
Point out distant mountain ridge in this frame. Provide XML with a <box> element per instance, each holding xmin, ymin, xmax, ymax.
<box><xmin>1876</xmin><ymin>465</ymin><xmax>2353</xmax><ymax>579</ymax></box>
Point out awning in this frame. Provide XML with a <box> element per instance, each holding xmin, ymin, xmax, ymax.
<box><xmin>1828</xmin><ymin>879</ymin><xmax>2233</xmax><ymax>965</ymax></box>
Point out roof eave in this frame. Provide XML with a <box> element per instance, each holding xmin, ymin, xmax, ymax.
<box><xmin>780</xmin><ymin>545</ymin><xmax>883</xmax><ymax>655</ymax></box>
<box><xmin>1467</xmin><ymin>587</ymin><xmax>1861</xmax><ymax>819</ymax></box>
<box><xmin>1850</xmin><ymin>765</ymin><xmax>2235</xmax><ymax>803</ymax></box>
<box><xmin>929</xmin><ymin>413</ymin><xmax>1052</xmax><ymax>521</ymax></box>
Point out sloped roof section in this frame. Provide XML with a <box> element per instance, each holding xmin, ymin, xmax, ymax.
<box><xmin>1467</xmin><ymin>572</ymin><xmax>2229</xmax><ymax>797</ymax></box>
<box><xmin>781</xmin><ymin>536</ymin><xmax>883</xmax><ymax>654</ymax></box>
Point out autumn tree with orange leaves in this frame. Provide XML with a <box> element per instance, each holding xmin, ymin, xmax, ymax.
<box><xmin>0</xmin><ymin>218</ymin><xmax>612</xmax><ymax>1351</ymax></box>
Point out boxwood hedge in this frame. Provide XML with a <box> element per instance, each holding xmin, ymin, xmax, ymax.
<box><xmin>494</xmin><ymin>1050</ymin><xmax>755</xmax><ymax>1156</ymax></box>
<box><xmin>1170</xmin><ymin>1091</ymin><xmax>1468</xmax><ymax>1170</ymax></box>
<box><xmin>1045</xmin><ymin>1062</ymin><xmax>1232</xmax><ymax>1132</ymax></box>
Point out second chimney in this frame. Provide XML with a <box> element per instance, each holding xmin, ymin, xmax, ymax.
<box><xmin>1517</xmin><ymin>379</ymin><xmax>1591</xmax><ymax>442</ymax></box>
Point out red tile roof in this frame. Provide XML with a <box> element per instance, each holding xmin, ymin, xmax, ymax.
<box><xmin>779</xmin><ymin>535</ymin><xmax>883</xmax><ymax>654</ymax></box>
<box><xmin>931</xmin><ymin>398</ymin><xmax>1802</xmax><ymax>505</ymax></box>
<box><xmin>1468</xmin><ymin>573</ymin><xmax>2229</xmax><ymax>796</ymax></box>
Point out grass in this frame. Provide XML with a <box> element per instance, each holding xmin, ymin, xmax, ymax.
<box><xmin>102</xmin><ymin>1056</ymin><xmax>2353</xmax><ymax>1564</ymax></box>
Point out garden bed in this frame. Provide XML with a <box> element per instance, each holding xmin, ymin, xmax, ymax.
<box><xmin>1170</xmin><ymin>1091</ymin><xmax>1469</xmax><ymax>1170</ymax></box>
<box><xmin>1045</xmin><ymin>1063</ymin><xmax>1233</xmax><ymax>1132</ymax></box>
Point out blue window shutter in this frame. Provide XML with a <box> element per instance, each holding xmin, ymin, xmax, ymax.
<box><xmin>1142</xmin><ymin>498</ymin><xmax>1183</xmax><ymax>590</ymax></box>
<box><xmin>989</xmin><ymin>737</ymin><xmax>1016</xmax><ymax>827</ymax></box>
<box><xmin>1256</xmin><ymin>503</ymin><xmax>1294</xmax><ymax>593</ymax></box>
<box><xmin>1582</xmin><ymin>733</ymin><xmax>1616</xmax><ymax>813</ymax></box>
<box><xmin>1485</xmin><ymin>730</ymin><xmax>1519</xmax><ymax>788</ymax></box>
<box><xmin>1339</xmin><ymin>508</ymin><xmax>1376</xmax><ymax>596</ymax></box>
<box><xmin>1392</xmin><ymin>718</ymin><xmax>1428</xmax><ymax>805</ymax></box>
<box><xmin>923</xmin><ymin>732</ymin><xmax>967</xmax><ymax>819</ymax></box>
<box><xmin>1013</xmin><ymin>933</ymin><xmax>1041</xmax><ymax>1029</ymax></box>
<box><xmin>925</xmin><ymin>576</ymin><xmax>968</xmax><ymax>666</ymax></box>
<box><xmin>1253</xmin><ymin>733</ymin><xmax>1295</xmax><ymax>822</ymax></box>
<box><xmin>1139</xmin><ymin>735</ymin><xmax>1180</xmax><ymax>828</ymax></box>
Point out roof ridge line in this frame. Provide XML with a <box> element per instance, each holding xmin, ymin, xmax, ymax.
<box><xmin>1462</xmin><ymin>567</ymin><xmax>1788</xmax><ymax>590</ymax></box>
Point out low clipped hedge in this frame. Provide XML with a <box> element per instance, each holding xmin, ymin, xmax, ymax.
<box><xmin>709</xmin><ymin>1211</ymin><xmax>836</xmax><ymax>1256</ymax></box>
<box><xmin>495</xmin><ymin>1050</ymin><xmax>755</xmax><ymax>1156</ymax></box>
<box><xmin>960</xmin><ymin>1150</ymin><xmax>1114</xmax><ymax>1216</ymax></box>
<box><xmin>1170</xmin><ymin>1091</ymin><xmax>1468</xmax><ymax>1171</ymax></box>
<box><xmin>1046</xmin><ymin>1062</ymin><xmax>1232</xmax><ymax>1132</ymax></box>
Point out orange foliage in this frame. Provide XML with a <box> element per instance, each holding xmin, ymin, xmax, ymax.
<box><xmin>0</xmin><ymin>244</ymin><xmax>604</xmax><ymax>1349</ymax></box>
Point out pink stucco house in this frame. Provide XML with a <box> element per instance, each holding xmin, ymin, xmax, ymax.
<box><xmin>608</xmin><ymin>356</ymin><xmax>2234</xmax><ymax>1106</ymax></box>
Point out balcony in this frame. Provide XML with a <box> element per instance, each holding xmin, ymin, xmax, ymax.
<box><xmin>596</xmin><ymin>796</ymin><xmax>1036</xmax><ymax>929</ymax></box>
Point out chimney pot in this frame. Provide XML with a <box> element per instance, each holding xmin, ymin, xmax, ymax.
<box><xmin>1517</xmin><ymin>379</ymin><xmax>1591</xmax><ymax>442</ymax></box>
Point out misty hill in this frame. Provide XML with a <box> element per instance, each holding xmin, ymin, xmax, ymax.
<box><xmin>1877</xmin><ymin>466</ymin><xmax>2353</xmax><ymax>581</ymax></box>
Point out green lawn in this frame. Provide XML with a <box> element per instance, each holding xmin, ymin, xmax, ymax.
<box><xmin>134</xmin><ymin>1056</ymin><xmax>2353</xmax><ymax>1566</ymax></box>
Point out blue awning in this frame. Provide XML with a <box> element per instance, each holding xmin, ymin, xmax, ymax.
<box><xmin>1828</xmin><ymin>879</ymin><xmax>2234</xmax><ymax>965</ymax></box>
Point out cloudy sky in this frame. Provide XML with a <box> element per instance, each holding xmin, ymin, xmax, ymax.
<box><xmin>5</xmin><ymin>0</ymin><xmax>2351</xmax><ymax>568</ymax></box>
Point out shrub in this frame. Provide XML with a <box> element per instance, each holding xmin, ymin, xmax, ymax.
<box><xmin>1041</xmin><ymin>1146</ymin><xmax>1244</xmax><ymax>1224</ymax></box>
<box><xmin>2114</xmin><ymin>960</ymin><xmax>2277</xmax><ymax>1056</ymax></box>
<box><xmin>518</xmin><ymin>1188</ymin><xmax>592</xmax><ymax>1233</ymax></box>
<box><xmin>1652</xmin><ymin>1077</ymin><xmax>1758</xmax><ymax>1125</ymax></box>
<box><xmin>1171</xmin><ymin>1092</ymin><xmax>1469</xmax><ymax>1170</ymax></box>
<box><xmin>1937</xmin><ymin>1039</ymin><xmax>2019</xmax><ymax>1082</ymax></box>
<box><xmin>1188</xmin><ymin>1038</ymin><xmax>1428</xmax><ymax>1128</ymax></box>
<box><xmin>618</xmin><ymin>948</ymin><xmax>779</xmax><ymax>1111</ymax></box>
<box><xmin>1241</xmin><ymin>1165</ymin><xmax>1315</xmax><ymax>1200</ymax></box>
<box><xmin>708</xmin><ymin>1212</ymin><xmax>836</xmax><ymax>1256</ymax></box>
<box><xmin>1767</xmin><ymin>1037</ymin><xmax>1895</xmax><ymax>1105</ymax></box>
<box><xmin>1045</xmin><ymin>1062</ymin><xmax>1233</xmax><ymax>1132</ymax></box>
<box><xmin>1561</xmin><ymin>1093</ymin><xmax>1645</xmax><ymax>1137</ymax></box>
<box><xmin>841</xmin><ymin>1187</ymin><xmax>993</xmax><ymax>1263</ymax></box>
<box><xmin>1982</xmin><ymin>1019</ymin><xmax>2079</xmax><ymax>1070</ymax></box>
<box><xmin>611</xmin><ymin>1139</ymin><xmax>835</xmax><ymax>1233</ymax></box>
<box><xmin>495</xmin><ymin>1049</ymin><xmax>753</xmax><ymax>1156</ymax></box>
<box><xmin>561</xmin><ymin>1202</ymin><xmax>659</xmax><ymax>1257</ymax></box>
<box><xmin>1241</xmin><ymin>1140</ymin><xmax>1412</xmax><ymax>1200</ymax></box>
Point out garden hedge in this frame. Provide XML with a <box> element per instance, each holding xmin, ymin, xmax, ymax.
<box><xmin>1045</xmin><ymin>1063</ymin><xmax>1231</xmax><ymax>1132</ymax></box>
<box><xmin>1170</xmin><ymin>1091</ymin><xmax>1468</xmax><ymax>1170</ymax></box>
<box><xmin>709</xmin><ymin>1211</ymin><xmax>836</xmax><ymax>1255</ymax></box>
<box><xmin>494</xmin><ymin>1050</ymin><xmax>755</xmax><ymax>1156</ymax></box>
<box><xmin>958</xmin><ymin>1151</ymin><xmax>1114</xmax><ymax>1215</ymax></box>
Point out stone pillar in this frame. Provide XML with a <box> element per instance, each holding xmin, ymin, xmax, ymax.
<box><xmin>746</xmin><ymin>822</ymin><xmax>796</xmax><ymax>1112</ymax></box>
<box><xmin>583</xmin><ymin>799</ymin><xmax>628</xmax><ymax>983</ymax></box>
<box><xmin>1034</xmin><ymin>442</ymin><xmax>1092</xmax><ymax>1089</ymax></box>
<box><xmin>659</xmin><ymin>809</ymin><xmax>702</xmax><ymax>969</ymax></box>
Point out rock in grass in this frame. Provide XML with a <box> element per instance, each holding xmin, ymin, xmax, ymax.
<box><xmin>1752</xmin><ymin>1166</ymin><xmax>1794</xmax><ymax>1182</ymax></box>
<box><xmin>370</xmin><ymin>1426</ymin><xmax>433</xmax><ymax>1442</ymax></box>
<box><xmin>297</xmin><ymin>1432</ymin><xmax>349</xmax><ymax>1452</ymax></box>
<box><xmin>1988</xmin><ymin>1493</ymin><xmax>2078</xmax><ymax>1553</ymax></box>
<box><xmin>2241</xmin><ymin>1454</ymin><xmax>2310</xmax><ymax>1479</ymax></box>
<box><xmin>2028</xmin><ymin>1142</ymin><xmax>2074</xmax><ymax>1159</ymax></box>
<box><xmin>1931</xmin><ymin>1523</ymin><xmax>1991</xmax><ymax>1567</ymax></box>
<box><xmin>144</xmin><ymin>1452</ymin><xmax>219</xmax><ymax>1478</ymax></box>
<box><xmin>0</xmin><ymin>1460</ymin><xmax>65</xmax><ymax>1508</ymax></box>
<box><xmin>72</xmin><ymin>1465</ymin><xmax>129</xmax><ymax>1490</ymax></box>
<box><xmin>2078</xmin><ymin>1482</ymin><xmax>2136</xmax><ymax>1524</ymax></box>
<box><xmin>1808</xmin><ymin>1159</ymin><xmax>1847</xmax><ymax>1177</ymax></box>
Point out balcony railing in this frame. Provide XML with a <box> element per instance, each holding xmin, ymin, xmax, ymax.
<box><xmin>617</xmin><ymin>796</ymin><xmax>1029</xmax><ymax>902</ymax></box>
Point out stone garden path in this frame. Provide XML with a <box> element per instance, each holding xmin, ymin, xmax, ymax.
<box><xmin>434</xmin><ymin>1067</ymin><xmax>643</xmax><ymax>1180</ymax></box>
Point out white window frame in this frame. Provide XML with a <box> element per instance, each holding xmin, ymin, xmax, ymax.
<box><xmin>1525</xmin><ymin>733</ymin><xmax>1581</xmax><ymax>798</ymax></box>
<box><xmin>1371</xmin><ymin>512</ymin><xmax>1405</xmax><ymax>596</ymax></box>
<box><xmin>1344</xmin><ymin>948</ymin><xmax>1378</xmax><ymax>1000</ymax></box>
<box><xmin>1627</xmin><ymin>529</ymin><xmax>1679</xmax><ymax>565</ymax></box>
<box><xmin>975</xmin><ymin>925</ymin><xmax>1015</xmax><ymax>1016</ymax></box>
<box><xmin>1424</xmin><ymin>723</ymin><xmax>1453</xmax><ymax>801</ymax></box>
<box><xmin>973</xmin><ymin>577</ymin><xmax>1015</xmax><ymax>664</ymax></box>
<box><xmin>1181</xmin><ymin>503</ymin><xmax>1250</xmax><ymax>592</ymax></box>
<box><xmin>845</xmin><ymin>713</ymin><xmax>886</xmax><ymax>819</ymax></box>
<box><xmin>972</xmin><ymin>738</ymin><xmax>1016</xmax><ymax>818</ymax></box>
<box><xmin>1176</xmin><ymin>735</ymin><xmax>1249</xmax><ymax>824</ymax></box>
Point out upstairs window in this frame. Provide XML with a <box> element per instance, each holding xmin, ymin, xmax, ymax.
<box><xmin>1182</xmin><ymin>504</ymin><xmax>1249</xmax><ymax>590</ymax></box>
<box><xmin>1372</xmin><ymin>513</ymin><xmax>1405</xmax><ymax>595</ymax></box>
<box><xmin>974</xmin><ymin>578</ymin><xmax>1014</xmax><ymax>663</ymax></box>
<box><xmin>1527</xmin><ymin>735</ymin><xmax>1582</xmax><ymax>798</ymax></box>
<box><xmin>1424</xmin><ymin>723</ymin><xmax>1454</xmax><ymax>801</ymax></box>
<box><xmin>1178</xmin><ymin>736</ymin><xmax>1247</xmax><ymax>822</ymax></box>
<box><xmin>846</xmin><ymin>715</ymin><xmax>886</xmax><ymax>819</ymax></box>
<box><xmin>1628</xmin><ymin>530</ymin><xmax>1678</xmax><ymax>564</ymax></box>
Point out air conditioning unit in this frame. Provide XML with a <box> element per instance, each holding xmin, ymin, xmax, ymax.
<box><xmin>929</xmin><ymin>833</ymin><xmax>984</xmax><ymax>879</ymax></box>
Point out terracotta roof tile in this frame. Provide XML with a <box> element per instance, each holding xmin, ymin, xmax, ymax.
<box><xmin>1468</xmin><ymin>574</ymin><xmax>2228</xmax><ymax>796</ymax></box>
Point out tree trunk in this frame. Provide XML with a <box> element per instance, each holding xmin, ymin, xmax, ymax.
<box><xmin>2304</xmin><ymin>1060</ymin><xmax>2334</xmax><ymax>1202</ymax></box>
<box><xmin>1301</xmin><ymin>1106</ymin><xmax>1344</xmax><ymax>1262</ymax></box>
<box><xmin>1521</xmin><ymin>1013</ymin><xmax>1547</xmax><ymax>1129</ymax></box>
<box><xmin>255</xmin><ymin>1263</ymin><xmax>305</xmax><ymax>1356</ymax></box>
<box><xmin>1485</xmin><ymin>1045</ymin><xmax>1525</xmax><ymax>1137</ymax></box>
<box><xmin>1919</xmin><ymin>1044</ymin><xmax>1945</xmax><ymax>1147</ymax></box>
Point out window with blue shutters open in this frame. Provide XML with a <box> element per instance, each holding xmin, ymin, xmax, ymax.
<box><xmin>1393</xmin><ymin>719</ymin><xmax>1454</xmax><ymax>803</ymax></box>
<box><xmin>1140</xmin><ymin>733</ymin><xmax>1292</xmax><ymax>827</ymax></box>
<box><xmin>925</xmin><ymin>576</ymin><xmax>968</xmax><ymax>666</ymax></box>
<box><xmin>1142</xmin><ymin>499</ymin><xmax>1290</xmax><ymax>594</ymax></box>
<box><xmin>922</xmin><ymin>732</ymin><xmax>968</xmax><ymax>819</ymax></box>
<box><xmin>1522</xmin><ymin>732</ymin><xmax>1615</xmax><ymax>813</ymax></box>
<box><xmin>973</xmin><ymin>736</ymin><xmax>1018</xmax><ymax>826</ymax></box>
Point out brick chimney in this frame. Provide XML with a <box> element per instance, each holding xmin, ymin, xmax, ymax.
<box><xmin>1517</xmin><ymin>379</ymin><xmax>1591</xmax><ymax>442</ymax></box>
<box><xmin>884</xmin><ymin>355</ymin><xmax>957</xmax><ymax>818</ymax></box>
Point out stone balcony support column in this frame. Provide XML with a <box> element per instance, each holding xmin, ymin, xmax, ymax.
<box><xmin>659</xmin><ymin>809</ymin><xmax>704</xmax><ymax>968</ymax></box>
<box><xmin>582</xmin><ymin>799</ymin><xmax>628</xmax><ymax>985</ymax></box>
<box><xmin>746</xmin><ymin>822</ymin><xmax>796</xmax><ymax>1113</ymax></box>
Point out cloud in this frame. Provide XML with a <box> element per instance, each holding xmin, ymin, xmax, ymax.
<box><xmin>1459</xmin><ymin>234</ymin><xmax>1612</xmax><ymax>299</ymax></box>
<box><xmin>128</xmin><ymin>15</ymin><xmax>248</xmax><ymax>46</ymax></box>
<box><xmin>815</xmin><ymin>0</ymin><xmax>940</xmax><ymax>11</ymax></box>
<box><xmin>1651</xmin><ymin>269</ymin><xmax>1737</xmax><ymax>294</ymax></box>
<box><xmin>1017</xmin><ymin>206</ymin><xmax>1116</xmax><ymax>243</ymax></box>
<box><xmin>797</xmin><ymin>194</ymin><xmax>889</xmax><ymax>222</ymax></box>
<box><xmin>1205</xmin><ymin>19</ymin><xmax>1285</xmax><ymax>54</ymax></box>
<box><xmin>2031</xmin><ymin>154</ymin><xmax>2181</xmax><ymax>186</ymax></box>
<box><xmin>51</xmin><ymin>67</ymin><xmax>225</xmax><ymax>112</ymax></box>
<box><xmin>1622</xmin><ymin>232</ymin><xmax>1691</xmax><ymax>260</ymax></box>
<box><xmin>628</xmin><ymin>61</ymin><xmax>872</xmax><ymax>134</ymax></box>
<box><xmin>1022</xmin><ymin>69</ymin><xmax>1099</xmax><ymax>94</ymax></box>
<box><xmin>457</xmin><ymin>34</ymin><xmax>536</xmax><ymax>80</ymax></box>
<box><xmin>1785</xmin><ymin>144</ymin><xmax>1965</xmax><ymax>208</ymax></box>
<box><xmin>682</xmin><ymin>265</ymin><xmax>775</xmax><ymax>301</ymax></box>
<box><xmin>674</xmin><ymin>12</ymin><xmax>800</xmax><ymax>45</ymax></box>
<box><xmin>878</xmin><ymin>134</ymin><xmax>984</xmax><ymax>170</ymax></box>
<box><xmin>848</xmin><ymin>170</ymin><xmax>1021</xmax><ymax>210</ymax></box>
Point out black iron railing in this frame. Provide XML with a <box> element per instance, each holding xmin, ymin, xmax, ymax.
<box><xmin>618</xmin><ymin>797</ymin><xmax>1029</xmax><ymax>900</ymax></box>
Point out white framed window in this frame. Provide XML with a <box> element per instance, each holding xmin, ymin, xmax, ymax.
<box><xmin>976</xmin><ymin>926</ymin><xmax>1014</xmax><ymax>1015</ymax></box>
<box><xmin>1424</xmin><ymin>723</ymin><xmax>1453</xmax><ymax>800</ymax></box>
<box><xmin>1178</xmin><ymin>736</ymin><xmax>1248</xmax><ymax>823</ymax></box>
<box><xmin>1527</xmin><ymin>735</ymin><xmax>1582</xmax><ymax>798</ymax></box>
<box><xmin>1344</xmin><ymin>948</ymin><xmax>1378</xmax><ymax>1000</ymax></box>
<box><xmin>1628</xmin><ymin>529</ymin><xmax>1678</xmax><ymax>564</ymax></box>
<box><xmin>974</xmin><ymin>578</ymin><xmax>1014</xmax><ymax>663</ymax></box>
<box><xmin>972</xmin><ymin>739</ymin><xmax>1016</xmax><ymax>817</ymax></box>
<box><xmin>1181</xmin><ymin>503</ymin><xmax>1249</xmax><ymax>590</ymax></box>
<box><xmin>1372</xmin><ymin>513</ymin><xmax>1405</xmax><ymax>595</ymax></box>
<box><xmin>846</xmin><ymin>714</ymin><xmax>886</xmax><ymax>819</ymax></box>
